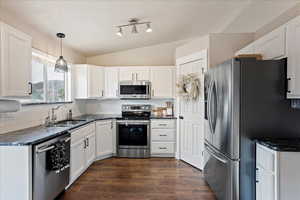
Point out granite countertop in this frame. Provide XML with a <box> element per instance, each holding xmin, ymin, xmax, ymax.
<box><xmin>0</xmin><ymin>114</ymin><xmax>176</xmax><ymax>146</ymax></box>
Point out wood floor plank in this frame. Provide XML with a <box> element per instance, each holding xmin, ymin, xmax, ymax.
<box><xmin>58</xmin><ymin>158</ymin><xmax>216</xmax><ymax>200</ymax></box>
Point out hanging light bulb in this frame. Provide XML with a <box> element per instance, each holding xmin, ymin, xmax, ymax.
<box><xmin>132</xmin><ymin>25</ymin><xmax>138</xmax><ymax>34</ymax></box>
<box><xmin>55</xmin><ymin>33</ymin><xmax>68</xmax><ymax>73</ymax></box>
<box><xmin>116</xmin><ymin>27</ymin><xmax>123</xmax><ymax>37</ymax></box>
<box><xmin>146</xmin><ymin>23</ymin><xmax>152</xmax><ymax>33</ymax></box>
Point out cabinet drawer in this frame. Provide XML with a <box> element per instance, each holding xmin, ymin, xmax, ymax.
<box><xmin>151</xmin><ymin>129</ymin><xmax>175</xmax><ymax>141</ymax></box>
<box><xmin>71</xmin><ymin>123</ymin><xmax>95</xmax><ymax>144</ymax></box>
<box><xmin>151</xmin><ymin>142</ymin><xmax>175</xmax><ymax>154</ymax></box>
<box><xmin>151</xmin><ymin>120</ymin><xmax>176</xmax><ymax>129</ymax></box>
<box><xmin>256</xmin><ymin>145</ymin><xmax>275</xmax><ymax>172</ymax></box>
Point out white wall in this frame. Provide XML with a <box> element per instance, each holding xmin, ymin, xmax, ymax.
<box><xmin>0</xmin><ymin>102</ymin><xmax>86</xmax><ymax>134</ymax></box>
<box><xmin>0</xmin><ymin>8</ymin><xmax>88</xmax><ymax>134</ymax></box>
<box><xmin>255</xmin><ymin>4</ymin><xmax>300</xmax><ymax>40</ymax></box>
<box><xmin>175</xmin><ymin>33</ymin><xmax>254</xmax><ymax>67</ymax></box>
<box><xmin>0</xmin><ymin>7</ymin><xmax>86</xmax><ymax>64</ymax></box>
<box><xmin>87</xmin><ymin>40</ymin><xmax>189</xmax><ymax>66</ymax></box>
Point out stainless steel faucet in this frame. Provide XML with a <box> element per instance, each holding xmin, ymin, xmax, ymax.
<box><xmin>51</xmin><ymin>105</ymin><xmax>64</xmax><ymax>124</ymax></box>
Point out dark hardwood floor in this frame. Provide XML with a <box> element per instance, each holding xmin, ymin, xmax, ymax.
<box><xmin>58</xmin><ymin>158</ymin><xmax>216</xmax><ymax>200</ymax></box>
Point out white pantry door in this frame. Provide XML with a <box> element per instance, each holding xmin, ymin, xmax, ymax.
<box><xmin>176</xmin><ymin>50</ymin><xmax>207</xmax><ymax>170</ymax></box>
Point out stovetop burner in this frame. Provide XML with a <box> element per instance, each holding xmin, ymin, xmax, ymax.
<box><xmin>121</xmin><ymin>104</ymin><xmax>151</xmax><ymax>120</ymax></box>
<box><xmin>257</xmin><ymin>138</ymin><xmax>300</xmax><ymax>152</ymax></box>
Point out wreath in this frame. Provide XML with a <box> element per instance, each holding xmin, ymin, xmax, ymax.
<box><xmin>176</xmin><ymin>73</ymin><xmax>201</xmax><ymax>101</ymax></box>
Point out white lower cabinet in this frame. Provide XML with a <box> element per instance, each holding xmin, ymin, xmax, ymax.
<box><xmin>256</xmin><ymin>143</ymin><xmax>300</xmax><ymax>200</ymax></box>
<box><xmin>96</xmin><ymin>120</ymin><xmax>115</xmax><ymax>159</ymax></box>
<box><xmin>70</xmin><ymin>123</ymin><xmax>96</xmax><ymax>185</ymax></box>
<box><xmin>151</xmin><ymin>119</ymin><xmax>176</xmax><ymax>157</ymax></box>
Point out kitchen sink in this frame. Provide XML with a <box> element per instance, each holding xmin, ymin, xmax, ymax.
<box><xmin>48</xmin><ymin>120</ymin><xmax>86</xmax><ymax>127</ymax></box>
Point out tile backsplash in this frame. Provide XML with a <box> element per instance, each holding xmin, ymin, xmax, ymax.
<box><xmin>0</xmin><ymin>102</ymin><xmax>86</xmax><ymax>134</ymax></box>
<box><xmin>0</xmin><ymin>99</ymin><xmax>175</xmax><ymax>135</ymax></box>
<box><xmin>84</xmin><ymin>99</ymin><xmax>175</xmax><ymax>115</ymax></box>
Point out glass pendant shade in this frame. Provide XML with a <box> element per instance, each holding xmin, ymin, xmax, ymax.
<box><xmin>54</xmin><ymin>33</ymin><xmax>68</xmax><ymax>73</ymax></box>
<box><xmin>55</xmin><ymin>56</ymin><xmax>68</xmax><ymax>72</ymax></box>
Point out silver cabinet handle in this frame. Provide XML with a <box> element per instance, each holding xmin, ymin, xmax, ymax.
<box><xmin>37</xmin><ymin>145</ymin><xmax>55</xmax><ymax>153</ymax></box>
<box><xmin>101</xmin><ymin>90</ymin><xmax>104</xmax><ymax>97</ymax></box>
<box><xmin>87</xmin><ymin>138</ymin><xmax>89</xmax><ymax>147</ymax></box>
<box><xmin>136</xmin><ymin>73</ymin><xmax>138</xmax><ymax>81</ymax></box>
<box><xmin>159</xmin><ymin>147</ymin><xmax>167</xmax><ymax>150</ymax></box>
<box><xmin>159</xmin><ymin>124</ymin><xmax>167</xmax><ymax>126</ymax></box>
<box><xmin>84</xmin><ymin>139</ymin><xmax>87</xmax><ymax>149</ymax></box>
<box><xmin>28</xmin><ymin>82</ymin><xmax>33</xmax><ymax>95</ymax></box>
<box><xmin>159</xmin><ymin>134</ymin><xmax>167</xmax><ymax>136</ymax></box>
<box><xmin>152</xmin><ymin>89</ymin><xmax>154</xmax><ymax>97</ymax></box>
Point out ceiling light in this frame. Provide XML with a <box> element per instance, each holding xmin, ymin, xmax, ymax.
<box><xmin>116</xmin><ymin>27</ymin><xmax>123</xmax><ymax>37</ymax></box>
<box><xmin>146</xmin><ymin>23</ymin><xmax>152</xmax><ymax>33</ymax></box>
<box><xmin>115</xmin><ymin>18</ymin><xmax>152</xmax><ymax>36</ymax></box>
<box><xmin>55</xmin><ymin>33</ymin><xmax>68</xmax><ymax>73</ymax></box>
<box><xmin>132</xmin><ymin>25</ymin><xmax>138</xmax><ymax>34</ymax></box>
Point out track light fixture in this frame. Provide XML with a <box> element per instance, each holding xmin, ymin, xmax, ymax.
<box><xmin>115</xmin><ymin>18</ymin><xmax>152</xmax><ymax>36</ymax></box>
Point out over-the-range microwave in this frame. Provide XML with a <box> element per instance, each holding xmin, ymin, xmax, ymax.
<box><xmin>118</xmin><ymin>80</ymin><xmax>151</xmax><ymax>99</ymax></box>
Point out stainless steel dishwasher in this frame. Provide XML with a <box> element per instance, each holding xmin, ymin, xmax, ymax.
<box><xmin>33</xmin><ymin>132</ymin><xmax>71</xmax><ymax>200</ymax></box>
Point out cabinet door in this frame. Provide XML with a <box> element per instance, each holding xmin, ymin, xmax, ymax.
<box><xmin>256</xmin><ymin>165</ymin><xmax>275</xmax><ymax>200</ymax></box>
<box><xmin>104</xmin><ymin>67</ymin><xmax>119</xmax><ymax>98</ymax></box>
<box><xmin>287</xmin><ymin>16</ymin><xmax>300</xmax><ymax>98</ymax></box>
<box><xmin>85</xmin><ymin>131</ymin><xmax>96</xmax><ymax>167</ymax></box>
<box><xmin>0</xmin><ymin>23</ymin><xmax>32</xmax><ymax>96</ymax></box>
<box><xmin>88</xmin><ymin>65</ymin><xmax>104</xmax><ymax>98</ymax></box>
<box><xmin>70</xmin><ymin>137</ymin><xmax>86</xmax><ymax>183</ymax></box>
<box><xmin>254</xmin><ymin>25</ymin><xmax>286</xmax><ymax>60</ymax></box>
<box><xmin>74</xmin><ymin>65</ymin><xmax>88</xmax><ymax>98</ymax></box>
<box><xmin>119</xmin><ymin>67</ymin><xmax>149</xmax><ymax>81</ymax></box>
<box><xmin>119</xmin><ymin>67</ymin><xmax>135</xmax><ymax>81</ymax></box>
<box><xmin>96</xmin><ymin>121</ymin><xmax>113</xmax><ymax>157</ymax></box>
<box><xmin>135</xmin><ymin>67</ymin><xmax>150</xmax><ymax>80</ymax></box>
<box><xmin>150</xmin><ymin>67</ymin><xmax>174</xmax><ymax>98</ymax></box>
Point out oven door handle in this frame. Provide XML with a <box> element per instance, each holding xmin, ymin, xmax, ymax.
<box><xmin>36</xmin><ymin>145</ymin><xmax>55</xmax><ymax>154</ymax></box>
<box><xmin>117</xmin><ymin>120</ymin><xmax>150</xmax><ymax>125</ymax></box>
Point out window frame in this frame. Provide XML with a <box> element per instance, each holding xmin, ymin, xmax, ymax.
<box><xmin>30</xmin><ymin>48</ymin><xmax>71</xmax><ymax>104</ymax></box>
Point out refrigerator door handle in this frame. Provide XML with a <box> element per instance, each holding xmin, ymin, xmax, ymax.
<box><xmin>207</xmin><ymin>80</ymin><xmax>214</xmax><ymax>134</ymax></box>
<box><xmin>205</xmin><ymin>144</ymin><xmax>228</xmax><ymax>164</ymax></box>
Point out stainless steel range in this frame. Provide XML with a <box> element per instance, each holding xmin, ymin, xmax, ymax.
<box><xmin>117</xmin><ymin>104</ymin><xmax>151</xmax><ymax>158</ymax></box>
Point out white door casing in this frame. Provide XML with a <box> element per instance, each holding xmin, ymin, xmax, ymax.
<box><xmin>176</xmin><ymin>50</ymin><xmax>207</xmax><ymax>170</ymax></box>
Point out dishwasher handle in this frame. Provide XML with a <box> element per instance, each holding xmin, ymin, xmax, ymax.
<box><xmin>36</xmin><ymin>145</ymin><xmax>55</xmax><ymax>154</ymax></box>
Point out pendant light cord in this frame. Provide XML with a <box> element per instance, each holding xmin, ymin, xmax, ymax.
<box><xmin>60</xmin><ymin>38</ymin><xmax>63</xmax><ymax>56</ymax></box>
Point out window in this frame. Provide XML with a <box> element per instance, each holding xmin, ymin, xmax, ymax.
<box><xmin>29</xmin><ymin>49</ymin><xmax>71</xmax><ymax>103</ymax></box>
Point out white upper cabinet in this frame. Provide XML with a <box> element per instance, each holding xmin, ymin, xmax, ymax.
<box><xmin>74</xmin><ymin>64</ymin><xmax>104</xmax><ymax>99</ymax></box>
<box><xmin>287</xmin><ymin>16</ymin><xmax>300</xmax><ymax>98</ymax></box>
<box><xmin>88</xmin><ymin>65</ymin><xmax>104</xmax><ymax>98</ymax></box>
<box><xmin>0</xmin><ymin>22</ymin><xmax>32</xmax><ymax>97</ymax></box>
<box><xmin>150</xmin><ymin>66</ymin><xmax>175</xmax><ymax>98</ymax></box>
<box><xmin>104</xmin><ymin>67</ymin><xmax>119</xmax><ymax>98</ymax></box>
<box><xmin>119</xmin><ymin>67</ymin><xmax>150</xmax><ymax>81</ymax></box>
<box><xmin>254</xmin><ymin>25</ymin><xmax>286</xmax><ymax>60</ymax></box>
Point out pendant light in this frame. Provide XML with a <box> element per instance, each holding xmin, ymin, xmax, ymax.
<box><xmin>55</xmin><ymin>33</ymin><xmax>68</xmax><ymax>73</ymax></box>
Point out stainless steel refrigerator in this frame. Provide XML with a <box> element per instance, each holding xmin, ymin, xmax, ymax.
<box><xmin>204</xmin><ymin>58</ymin><xmax>300</xmax><ymax>200</ymax></box>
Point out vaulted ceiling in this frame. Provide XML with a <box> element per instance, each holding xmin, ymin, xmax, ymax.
<box><xmin>1</xmin><ymin>0</ymin><xmax>299</xmax><ymax>56</ymax></box>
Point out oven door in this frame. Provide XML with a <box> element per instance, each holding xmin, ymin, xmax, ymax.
<box><xmin>119</xmin><ymin>83</ymin><xmax>151</xmax><ymax>99</ymax></box>
<box><xmin>117</xmin><ymin>120</ymin><xmax>150</xmax><ymax>149</ymax></box>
